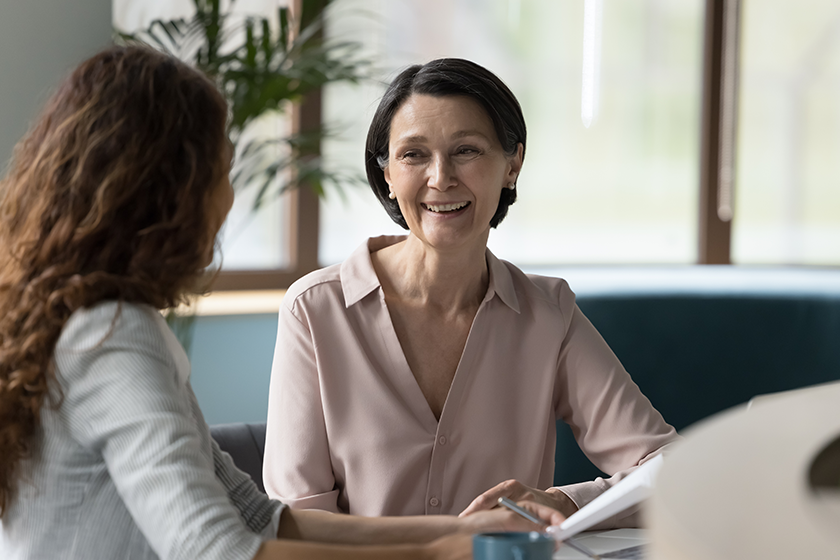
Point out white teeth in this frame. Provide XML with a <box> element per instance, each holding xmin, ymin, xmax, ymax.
<box><xmin>425</xmin><ymin>201</ymin><xmax>469</xmax><ymax>213</ymax></box>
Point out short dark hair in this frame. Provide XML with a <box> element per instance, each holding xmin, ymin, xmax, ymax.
<box><xmin>365</xmin><ymin>58</ymin><xmax>527</xmax><ymax>229</ymax></box>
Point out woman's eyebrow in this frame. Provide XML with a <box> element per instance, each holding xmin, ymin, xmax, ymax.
<box><xmin>394</xmin><ymin>130</ymin><xmax>491</xmax><ymax>144</ymax></box>
<box><xmin>451</xmin><ymin>129</ymin><xmax>491</xmax><ymax>141</ymax></box>
<box><xmin>394</xmin><ymin>135</ymin><xmax>427</xmax><ymax>144</ymax></box>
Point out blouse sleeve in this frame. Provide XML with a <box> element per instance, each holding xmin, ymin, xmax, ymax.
<box><xmin>552</xmin><ymin>303</ymin><xmax>679</xmax><ymax>527</ymax></box>
<box><xmin>263</xmin><ymin>297</ymin><xmax>341</xmax><ymax>512</ymax></box>
<box><xmin>56</xmin><ymin>305</ymin><xmax>275</xmax><ymax>560</ymax></box>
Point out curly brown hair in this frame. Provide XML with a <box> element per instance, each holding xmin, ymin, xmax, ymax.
<box><xmin>0</xmin><ymin>45</ymin><xmax>229</xmax><ymax>516</ymax></box>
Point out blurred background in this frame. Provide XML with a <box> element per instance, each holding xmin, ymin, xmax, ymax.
<box><xmin>2</xmin><ymin>0</ymin><xmax>839</xmax><ymax>423</ymax></box>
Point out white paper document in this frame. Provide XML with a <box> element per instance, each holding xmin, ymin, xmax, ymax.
<box><xmin>546</xmin><ymin>454</ymin><xmax>664</xmax><ymax>542</ymax></box>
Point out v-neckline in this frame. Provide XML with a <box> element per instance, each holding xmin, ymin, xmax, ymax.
<box><xmin>376</xmin><ymin>288</ymin><xmax>488</xmax><ymax>433</ymax></box>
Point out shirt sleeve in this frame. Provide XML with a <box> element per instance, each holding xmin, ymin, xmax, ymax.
<box><xmin>552</xmin><ymin>302</ymin><xmax>679</xmax><ymax>527</ymax></box>
<box><xmin>184</xmin><ymin>380</ymin><xmax>283</xmax><ymax>537</ymax></box>
<box><xmin>263</xmin><ymin>297</ymin><xmax>341</xmax><ymax>512</ymax></box>
<box><xmin>56</xmin><ymin>305</ymin><xmax>271</xmax><ymax>560</ymax></box>
<box><xmin>210</xmin><ymin>435</ymin><xmax>284</xmax><ymax>539</ymax></box>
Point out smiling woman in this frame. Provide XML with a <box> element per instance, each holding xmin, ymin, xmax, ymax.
<box><xmin>264</xmin><ymin>58</ymin><xmax>678</xmax><ymax>524</ymax></box>
<box><xmin>382</xmin><ymin>94</ymin><xmax>522</xmax><ymax>256</ymax></box>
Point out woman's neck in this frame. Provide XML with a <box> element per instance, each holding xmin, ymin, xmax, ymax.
<box><xmin>372</xmin><ymin>234</ymin><xmax>489</xmax><ymax>314</ymax></box>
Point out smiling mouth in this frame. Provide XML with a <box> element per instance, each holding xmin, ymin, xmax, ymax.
<box><xmin>422</xmin><ymin>201</ymin><xmax>471</xmax><ymax>213</ymax></box>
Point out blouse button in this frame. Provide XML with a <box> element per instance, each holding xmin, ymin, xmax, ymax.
<box><xmin>438</xmin><ymin>435</ymin><xmax>447</xmax><ymax>445</ymax></box>
<box><xmin>429</xmin><ymin>497</ymin><xmax>440</xmax><ymax>507</ymax></box>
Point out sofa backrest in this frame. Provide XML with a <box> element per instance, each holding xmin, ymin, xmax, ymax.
<box><xmin>550</xmin><ymin>266</ymin><xmax>840</xmax><ymax>486</ymax></box>
<box><xmin>210</xmin><ymin>422</ymin><xmax>267</xmax><ymax>492</ymax></box>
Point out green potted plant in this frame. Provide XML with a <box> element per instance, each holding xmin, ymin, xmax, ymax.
<box><xmin>118</xmin><ymin>0</ymin><xmax>369</xmax><ymax>205</ymax></box>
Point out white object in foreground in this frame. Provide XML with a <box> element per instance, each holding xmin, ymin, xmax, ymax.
<box><xmin>648</xmin><ymin>382</ymin><xmax>840</xmax><ymax>560</ymax></box>
<box><xmin>546</xmin><ymin>453</ymin><xmax>664</xmax><ymax>542</ymax></box>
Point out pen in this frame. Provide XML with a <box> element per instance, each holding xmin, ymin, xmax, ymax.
<box><xmin>496</xmin><ymin>496</ymin><xmax>544</xmax><ymax>524</ymax></box>
<box><xmin>496</xmin><ymin>497</ymin><xmax>601</xmax><ymax>559</ymax></box>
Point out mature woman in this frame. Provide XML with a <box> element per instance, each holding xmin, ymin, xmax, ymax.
<box><xmin>0</xmin><ymin>47</ymin><xmax>560</xmax><ymax>560</ymax></box>
<box><xmin>264</xmin><ymin>58</ymin><xmax>679</xmax><ymax>522</ymax></box>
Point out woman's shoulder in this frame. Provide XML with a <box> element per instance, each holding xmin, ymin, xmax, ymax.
<box><xmin>53</xmin><ymin>301</ymin><xmax>185</xmax><ymax>397</ymax></box>
<box><xmin>497</xmin><ymin>259</ymin><xmax>577</xmax><ymax>312</ymax></box>
<box><xmin>507</xmin><ymin>265</ymin><xmax>578</xmax><ymax>333</ymax></box>
<box><xmin>55</xmin><ymin>302</ymin><xmax>183</xmax><ymax>381</ymax></box>
<box><xmin>283</xmin><ymin>237</ymin><xmax>391</xmax><ymax>311</ymax></box>
<box><xmin>283</xmin><ymin>263</ymin><xmax>344</xmax><ymax>307</ymax></box>
<box><xmin>57</xmin><ymin>301</ymin><xmax>163</xmax><ymax>351</ymax></box>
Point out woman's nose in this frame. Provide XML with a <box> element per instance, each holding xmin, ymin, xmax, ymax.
<box><xmin>428</xmin><ymin>154</ymin><xmax>457</xmax><ymax>191</ymax></box>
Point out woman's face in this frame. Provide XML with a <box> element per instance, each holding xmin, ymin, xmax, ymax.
<box><xmin>384</xmin><ymin>94</ymin><xmax>522</xmax><ymax>254</ymax></box>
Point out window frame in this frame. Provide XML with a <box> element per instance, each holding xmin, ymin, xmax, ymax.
<box><xmin>699</xmin><ymin>0</ymin><xmax>739</xmax><ymax>265</ymax></box>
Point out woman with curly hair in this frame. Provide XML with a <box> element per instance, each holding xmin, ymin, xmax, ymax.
<box><xmin>0</xmin><ymin>46</ymin><xmax>561</xmax><ymax>560</ymax></box>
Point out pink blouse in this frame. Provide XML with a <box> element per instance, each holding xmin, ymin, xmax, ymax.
<box><xmin>264</xmin><ymin>236</ymin><xmax>677</xmax><ymax>520</ymax></box>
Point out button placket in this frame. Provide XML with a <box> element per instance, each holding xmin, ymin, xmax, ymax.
<box><xmin>426</xmin><ymin>426</ymin><xmax>452</xmax><ymax>514</ymax></box>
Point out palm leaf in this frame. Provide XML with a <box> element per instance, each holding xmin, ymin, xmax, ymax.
<box><xmin>115</xmin><ymin>0</ymin><xmax>371</xmax><ymax>210</ymax></box>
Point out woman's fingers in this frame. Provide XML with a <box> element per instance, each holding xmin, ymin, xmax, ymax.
<box><xmin>457</xmin><ymin>500</ymin><xmax>566</xmax><ymax>535</ymax></box>
<box><xmin>458</xmin><ymin>479</ymin><xmax>537</xmax><ymax>517</ymax></box>
<box><xmin>458</xmin><ymin>507</ymin><xmax>542</xmax><ymax>534</ymax></box>
<box><xmin>516</xmin><ymin>501</ymin><xmax>567</xmax><ymax>527</ymax></box>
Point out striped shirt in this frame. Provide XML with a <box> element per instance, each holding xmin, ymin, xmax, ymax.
<box><xmin>0</xmin><ymin>302</ymin><xmax>283</xmax><ymax>559</ymax></box>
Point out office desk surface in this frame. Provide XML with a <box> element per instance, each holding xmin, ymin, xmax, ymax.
<box><xmin>648</xmin><ymin>381</ymin><xmax>840</xmax><ymax>560</ymax></box>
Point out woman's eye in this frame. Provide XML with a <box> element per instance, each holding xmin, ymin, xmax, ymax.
<box><xmin>456</xmin><ymin>147</ymin><xmax>480</xmax><ymax>156</ymax></box>
<box><xmin>399</xmin><ymin>150</ymin><xmax>422</xmax><ymax>160</ymax></box>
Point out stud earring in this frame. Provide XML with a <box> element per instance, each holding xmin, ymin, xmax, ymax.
<box><xmin>388</xmin><ymin>191</ymin><xmax>396</xmax><ymax>200</ymax></box>
<box><xmin>507</xmin><ymin>182</ymin><xmax>516</xmax><ymax>190</ymax></box>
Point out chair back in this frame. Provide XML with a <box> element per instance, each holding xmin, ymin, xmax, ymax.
<box><xmin>210</xmin><ymin>422</ymin><xmax>267</xmax><ymax>493</ymax></box>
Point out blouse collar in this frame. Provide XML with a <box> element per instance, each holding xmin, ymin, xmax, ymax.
<box><xmin>340</xmin><ymin>236</ymin><xmax>520</xmax><ymax>314</ymax></box>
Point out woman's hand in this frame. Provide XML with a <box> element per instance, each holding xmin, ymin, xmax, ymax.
<box><xmin>458</xmin><ymin>480</ymin><xmax>579</xmax><ymax>519</ymax></box>
<box><xmin>457</xmin><ymin>500</ymin><xmax>566</xmax><ymax>533</ymax></box>
<box><xmin>423</xmin><ymin>503</ymin><xmax>565</xmax><ymax>560</ymax></box>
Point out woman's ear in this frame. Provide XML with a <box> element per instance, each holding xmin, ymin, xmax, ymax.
<box><xmin>507</xmin><ymin>143</ymin><xmax>524</xmax><ymax>182</ymax></box>
<box><xmin>383</xmin><ymin>165</ymin><xmax>391</xmax><ymax>186</ymax></box>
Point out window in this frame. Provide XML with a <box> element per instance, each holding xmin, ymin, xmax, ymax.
<box><xmin>733</xmin><ymin>0</ymin><xmax>840</xmax><ymax>265</ymax></box>
<box><xmin>121</xmin><ymin>0</ymin><xmax>840</xmax><ymax>291</ymax></box>
<box><xmin>321</xmin><ymin>0</ymin><xmax>704</xmax><ymax>266</ymax></box>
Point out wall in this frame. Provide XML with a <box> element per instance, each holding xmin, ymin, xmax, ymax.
<box><xmin>189</xmin><ymin>313</ymin><xmax>279</xmax><ymax>426</ymax></box>
<box><xmin>0</xmin><ymin>0</ymin><xmax>112</xmax><ymax>168</ymax></box>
